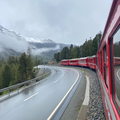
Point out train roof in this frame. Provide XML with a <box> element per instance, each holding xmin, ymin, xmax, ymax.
<box><xmin>61</xmin><ymin>59</ymin><xmax>69</xmax><ymax>61</ymax></box>
<box><xmin>98</xmin><ymin>0</ymin><xmax>117</xmax><ymax>50</ymax></box>
<box><xmin>69</xmin><ymin>58</ymin><xmax>79</xmax><ymax>61</ymax></box>
<box><xmin>61</xmin><ymin>56</ymin><xmax>95</xmax><ymax>61</ymax></box>
<box><xmin>87</xmin><ymin>55</ymin><xmax>95</xmax><ymax>58</ymax></box>
<box><xmin>77</xmin><ymin>57</ymin><xmax>88</xmax><ymax>60</ymax></box>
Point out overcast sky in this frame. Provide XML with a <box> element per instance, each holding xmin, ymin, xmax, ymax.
<box><xmin>0</xmin><ymin>0</ymin><xmax>112</xmax><ymax>45</ymax></box>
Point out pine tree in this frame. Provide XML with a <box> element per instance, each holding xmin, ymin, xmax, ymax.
<box><xmin>2</xmin><ymin>65</ymin><xmax>11</xmax><ymax>88</ymax></box>
<box><xmin>61</xmin><ymin>47</ymin><xmax>69</xmax><ymax>59</ymax></box>
<box><xmin>9</xmin><ymin>63</ymin><xmax>19</xmax><ymax>86</ymax></box>
<box><xmin>7</xmin><ymin>56</ymin><xmax>15</xmax><ymax>65</ymax></box>
<box><xmin>18</xmin><ymin>52</ymin><xmax>28</xmax><ymax>82</ymax></box>
<box><xmin>18</xmin><ymin>52</ymin><xmax>33</xmax><ymax>82</ymax></box>
<box><xmin>0</xmin><ymin>64</ymin><xmax>5</xmax><ymax>89</ymax></box>
<box><xmin>27</xmin><ymin>47</ymin><xmax>33</xmax><ymax>73</ymax></box>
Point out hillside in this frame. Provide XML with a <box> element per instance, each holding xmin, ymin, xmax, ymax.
<box><xmin>0</xmin><ymin>25</ymin><xmax>70</xmax><ymax>61</ymax></box>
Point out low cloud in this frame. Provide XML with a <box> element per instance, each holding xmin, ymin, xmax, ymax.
<box><xmin>0</xmin><ymin>30</ymin><xmax>60</xmax><ymax>55</ymax></box>
<box><xmin>32</xmin><ymin>44</ymin><xmax>60</xmax><ymax>55</ymax></box>
<box><xmin>0</xmin><ymin>32</ymin><xmax>29</xmax><ymax>52</ymax></box>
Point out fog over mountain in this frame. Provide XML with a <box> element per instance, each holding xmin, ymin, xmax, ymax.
<box><xmin>0</xmin><ymin>25</ymin><xmax>70</xmax><ymax>60</ymax></box>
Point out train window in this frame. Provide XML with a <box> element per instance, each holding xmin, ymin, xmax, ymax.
<box><xmin>104</xmin><ymin>46</ymin><xmax>107</xmax><ymax>62</ymax></box>
<box><xmin>111</xmin><ymin>26</ymin><xmax>120</xmax><ymax>111</ymax></box>
<box><xmin>104</xmin><ymin>45</ymin><xmax>108</xmax><ymax>88</ymax></box>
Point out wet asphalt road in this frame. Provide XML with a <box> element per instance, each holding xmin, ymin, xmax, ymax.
<box><xmin>0</xmin><ymin>66</ymin><xmax>81</xmax><ymax>120</ymax></box>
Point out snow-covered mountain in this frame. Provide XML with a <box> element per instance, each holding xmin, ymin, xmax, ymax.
<box><xmin>25</xmin><ymin>37</ymin><xmax>55</xmax><ymax>44</ymax></box>
<box><xmin>0</xmin><ymin>25</ymin><xmax>70</xmax><ymax>61</ymax></box>
<box><xmin>0</xmin><ymin>25</ymin><xmax>54</xmax><ymax>44</ymax></box>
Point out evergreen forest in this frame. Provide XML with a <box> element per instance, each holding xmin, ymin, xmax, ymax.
<box><xmin>0</xmin><ymin>33</ymin><xmax>102</xmax><ymax>89</ymax></box>
<box><xmin>54</xmin><ymin>33</ymin><xmax>102</xmax><ymax>62</ymax></box>
<box><xmin>0</xmin><ymin>48</ymin><xmax>45</xmax><ymax>89</ymax></box>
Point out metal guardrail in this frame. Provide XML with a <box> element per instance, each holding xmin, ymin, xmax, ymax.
<box><xmin>0</xmin><ymin>69</ymin><xmax>51</xmax><ymax>95</ymax></box>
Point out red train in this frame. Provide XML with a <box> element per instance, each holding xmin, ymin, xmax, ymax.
<box><xmin>61</xmin><ymin>1</ymin><xmax>120</xmax><ymax>119</ymax></box>
<box><xmin>61</xmin><ymin>56</ymin><xmax>95</xmax><ymax>69</ymax></box>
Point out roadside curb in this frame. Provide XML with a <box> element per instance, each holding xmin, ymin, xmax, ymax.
<box><xmin>77</xmin><ymin>76</ymin><xmax>90</xmax><ymax>120</ymax></box>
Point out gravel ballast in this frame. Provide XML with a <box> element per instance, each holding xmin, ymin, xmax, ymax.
<box><xmin>85</xmin><ymin>68</ymin><xmax>106</xmax><ymax>120</ymax></box>
<box><xmin>60</xmin><ymin>67</ymin><xmax>106</xmax><ymax>120</ymax></box>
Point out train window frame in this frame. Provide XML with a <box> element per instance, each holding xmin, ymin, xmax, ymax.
<box><xmin>104</xmin><ymin>45</ymin><xmax>107</xmax><ymax>63</ymax></box>
<box><xmin>103</xmin><ymin>45</ymin><xmax>108</xmax><ymax>88</ymax></box>
<box><xmin>95</xmin><ymin>56</ymin><xmax>97</xmax><ymax>66</ymax></box>
<box><xmin>110</xmin><ymin>24</ymin><xmax>120</xmax><ymax>114</ymax></box>
<box><xmin>101</xmin><ymin>51</ymin><xmax>103</xmax><ymax>76</ymax></box>
<box><xmin>97</xmin><ymin>52</ymin><xmax>100</xmax><ymax>69</ymax></box>
<box><xmin>97</xmin><ymin>53</ymin><xmax>99</xmax><ymax>69</ymax></box>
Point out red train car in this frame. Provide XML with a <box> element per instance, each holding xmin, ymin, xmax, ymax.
<box><xmin>61</xmin><ymin>1</ymin><xmax>120</xmax><ymax>119</ymax></box>
<box><xmin>61</xmin><ymin>59</ymin><xmax>69</xmax><ymax>65</ymax></box>
<box><xmin>69</xmin><ymin>58</ymin><xmax>78</xmax><ymax>66</ymax></box>
<box><xmin>95</xmin><ymin>0</ymin><xmax>120</xmax><ymax>119</ymax></box>
<box><xmin>87</xmin><ymin>56</ymin><xmax>96</xmax><ymax>70</ymax></box>
<box><xmin>78</xmin><ymin>57</ymin><xmax>88</xmax><ymax>67</ymax></box>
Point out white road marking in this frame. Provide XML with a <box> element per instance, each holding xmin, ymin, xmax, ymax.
<box><xmin>53</xmin><ymin>80</ymin><xmax>58</xmax><ymax>84</ymax></box>
<box><xmin>24</xmin><ymin>92</ymin><xmax>39</xmax><ymax>102</ymax></box>
<box><xmin>82</xmin><ymin>76</ymin><xmax>89</xmax><ymax>105</ymax></box>
<box><xmin>53</xmin><ymin>70</ymin><xmax>65</xmax><ymax>84</ymax></box>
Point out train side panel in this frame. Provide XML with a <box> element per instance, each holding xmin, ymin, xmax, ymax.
<box><xmin>61</xmin><ymin>60</ymin><xmax>69</xmax><ymax>66</ymax></box>
<box><xmin>69</xmin><ymin>59</ymin><xmax>78</xmax><ymax>66</ymax></box>
<box><xmin>78</xmin><ymin>57</ymin><xmax>88</xmax><ymax>67</ymax></box>
<box><xmin>96</xmin><ymin>0</ymin><xmax>120</xmax><ymax>119</ymax></box>
<box><xmin>87</xmin><ymin>56</ymin><xmax>96</xmax><ymax>69</ymax></box>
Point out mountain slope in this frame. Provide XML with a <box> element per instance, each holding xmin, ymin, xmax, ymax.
<box><xmin>0</xmin><ymin>25</ymin><xmax>70</xmax><ymax>61</ymax></box>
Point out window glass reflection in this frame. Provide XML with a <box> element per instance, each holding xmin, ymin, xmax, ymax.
<box><xmin>113</xmin><ymin>28</ymin><xmax>120</xmax><ymax>107</ymax></box>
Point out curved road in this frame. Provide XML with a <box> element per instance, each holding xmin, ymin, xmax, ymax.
<box><xmin>0</xmin><ymin>66</ymin><xmax>82</xmax><ymax>120</ymax></box>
